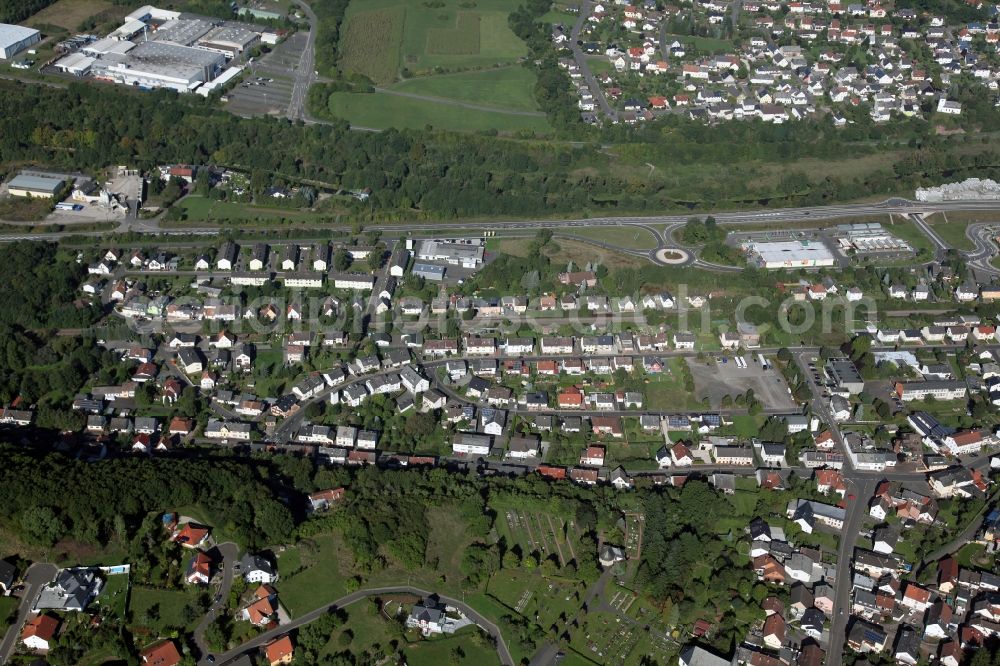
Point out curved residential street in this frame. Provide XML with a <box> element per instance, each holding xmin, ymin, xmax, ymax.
<box><xmin>207</xmin><ymin>585</ymin><xmax>514</xmax><ymax>666</ymax></box>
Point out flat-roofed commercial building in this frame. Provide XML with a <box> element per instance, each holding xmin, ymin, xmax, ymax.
<box><xmin>7</xmin><ymin>173</ymin><xmax>65</xmax><ymax>198</ymax></box>
<box><xmin>745</xmin><ymin>240</ymin><xmax>836</xmax><ymax>269</ymax></box>
<box><xmin>196</xmin><ymin>25</ymin><xmax>260</xmax><ymax>56</ymax></box>
<box><xmin>416</xmin><ymin>239</ymin><xmax>485</xmax><ymax>268</ymax></box>
<box><xmin>0</xmin><ymin>24</ymin><xmax>41</xmax><ymax>59</ymax></box>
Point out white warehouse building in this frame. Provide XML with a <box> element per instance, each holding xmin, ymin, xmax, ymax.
<box><xmin>0</xmin><ymin>24</ymin><xmax>41</xmax><ymax>60</ymax></box>
<box><xmin>745</xmin><ymin>240</ymin><xmax>836</xmax><ymax>269</ymax></box>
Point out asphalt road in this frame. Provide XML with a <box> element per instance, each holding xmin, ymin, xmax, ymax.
<box><xmin>825</xmin><ymin>476</ymin><xmax>877</xmax><ymax>666</ymax></box>
<box><xmin>287</xmin><ymin>0</ymin><xmax>318</xmax><ymax>122</ymax></box>
<box><xmin>569</xmin><ymin>0</ymin><xmax>617</xmax><ymax>120</ymax></box>
<box><xmin>212</xmin><ymin>585</ymin><xmax>514</xmax><ymax>666</ymax></box>
<box><xmin>0</xmin><ymin>563</ymin><xmax>57</xmax><ymax>663</ymax></box>
<box><xmin>195</xmin><ymin>542</ymin><xmax>240</xmax><ymax>663</ymax></box>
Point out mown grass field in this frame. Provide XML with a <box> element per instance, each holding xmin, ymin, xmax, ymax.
<box><xmin>561</xmin><ymin>225</ymin><xmax>658</xmax><ymax>249</ymax></box>
<box><xmin>924</xmin><ymin>211</ymin><xmax>985</xmax><ymax>251</ymax></box>
<box><xmin>340</xmin><ymin>0</ymin><xmax>527</xmax><ymax>79</ymax></box>
<box><xmin>390</xmin><ymin>66</ymin><xmax>541</xmax><ymax>112</ymax></box>
<box><xmin>325</xmin><ymin>91</ymin><xmax>551</xmax><ymax>132</ymax></box>
<box><xmin>26</xmin><ymin>0</ymin><xmax>116</xmax><ymax>31</ymax></box>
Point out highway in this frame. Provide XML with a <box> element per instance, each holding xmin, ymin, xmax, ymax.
<box><xmin>5</xmin><ymin>197</ymin><xmax>1000</xmax><ymax>274</ymax></box>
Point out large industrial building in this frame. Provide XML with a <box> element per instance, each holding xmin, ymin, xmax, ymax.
<box><xmin>52</xmin><ymin>5</ymin><xmax>267</xmax><ymax>93</ymax></box>
<box><xmin>0</xmin><ymin>24</ymin><xmax>41</xmax><ymax>59</ymax></box>
<box><xmin>744</xmin><ymin>240</ymin><xmax>836</xmax><ymax>269</ymax></box>
<box><xmin>7</xmin><ymin>173</ymin><xmax>66</xmax><ymax>198</ymax></box>
<box><xmin>94</xmin><ymin>41</ymin><xmax>225</xmax><ymax>92</ymax></box>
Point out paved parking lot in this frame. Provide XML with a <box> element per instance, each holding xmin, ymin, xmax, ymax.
<box><xmin>224</xmin><ymin>32</ymin><xmax>309</xmax><ymax>118</ymax></box>
<box><xmin>687</xmin><ymin>356</ymin><xmax>797</xmax><ymax>410</ymax></box>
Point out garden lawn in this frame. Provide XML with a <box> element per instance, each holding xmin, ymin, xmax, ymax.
<box><xmin>390</xmin><ymin>67</ymin><xmax>541</xmax><ymax>112</ymax></box>
<box><xmin>325</xmin><ymin>92</ymin><xmax>551</xmax><ymax>133</ymax></box>
<box><xmin>96</xmin><ymin>573</ymin><xmax>129</xmax><ymax>619</ymax></box>
<box><xmin>404</xmin><ymin>628</ymin><xmax>500</xmax><ymax>666</ymax></box>
<box><xmin>129</xmin><ymin>585</ymin><xmax>200</xmax><ymax>634</ymax></box>
<box><xmin>275</xmin><ymin>533</ymin><xmax>350</xmax><ymax>616</ymax></box>
<box><xmin>663</xmin><ymin>33</ymin><xmax>733</xmax><ymax>54</ymax></box>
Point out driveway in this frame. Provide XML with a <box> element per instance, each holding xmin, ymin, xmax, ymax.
<box><xmin>0</xmin><ymin>563</ymin><xmax>57</xmax><ymax>662</ymax></box>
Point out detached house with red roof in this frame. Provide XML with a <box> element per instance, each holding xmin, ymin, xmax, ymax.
<box><xmin>265</xmin><ymin>635</ymin><xmax>294</xmax><ymax>666</ymax></box>
<box><xmin>21</xmin><ymin>614</ymin><xmax>59</xmax><ymax>652</ymax></box>
<box><xmin>307</xmin><ymin>488</ymin><xmax>345</xmax><ymax>513</ymax></box>
<box><xmin>141</xmin><ymin>640</ymin><xmax>183</xmax><ymax>666</ymax></box>
<box><xmin>241</xmin><ymin>586</ymin><xmax>278</xmax><ymax>626</ymax></box>
<box><xmin>580</xmin><ymin>445</ymin><xmax>606</xmax><ymax>467</ymax></box>
<box><xmin>815</xmin><ymin>469</ymin><xmax>847</xmax><ymax>497</ymax></box>
<box><xmin>762</xmin><ymin>613</ymin><xmax>786</xmax><ymax>649</ymax></box>
<box><xmin>671</xmin><ymin>442</ymin><xmax>693</xmax><ymax>466</ymax></box>
<box><xmin>172</xmin><ymin>523</ymin><xmax>210</xmax><ymax>549</ymax></box>
<box><xmin>558</xmin><ymin>387</ymin><xmax>584</xmax><ymax>409</ymax></box>
<box><xmin>900</xmin><ymin>582</ymin><xmax>933</xmax><ymax>613</ymax></box>
<box><xmin>754</xmin><ymin>554</ymin><xmax>786</xmax><ymax>583</ymax></box>
<box><xmin>186</xmin><ymin>551</ymin><xmax>212</xmax><ymax>585</ymax></box>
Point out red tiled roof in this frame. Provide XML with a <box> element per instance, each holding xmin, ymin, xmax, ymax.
<box><xmin>141</xmin><ymin>640</ymin><xmax>182</xmax><ymax>666</ymax></box>
<box><xmin>265</xmin><ymin>636</ymin><xmax>294</xmax><ymax>664</ymax></box>
<box><xmin>22</xmin><ymin>615</ymin><xmax>58</xmax><ymax>642</ymax></box>
<box><xmin>537</xmin><ymin>465</ymin><xmax>566</xmax><ymax>480</ymax></box>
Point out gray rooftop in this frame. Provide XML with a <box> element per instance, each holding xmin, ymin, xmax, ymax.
<box><xmin>8</xmin><ymin>174</ymin><xmax>64</xmax><ymax>193</ymax></box>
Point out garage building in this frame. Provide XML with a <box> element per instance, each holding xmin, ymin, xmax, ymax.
<box><xmin>0</xmin><ymin>24</ymin><xmax>41</xmax><ymax>60</ymax></box>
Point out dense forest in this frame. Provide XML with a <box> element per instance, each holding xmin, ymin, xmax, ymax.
<box><xmin>0</xmin><ymin>0</ymin><xmax>54</xmax><ymax>23</ymax></box>
<box><xmin>0</xmin><ymin>242</ymin><xmax>97</xmax><ymax>329</ymax></box>
<box><xmin>6</xmin><ymin>80</ymin><xmax>1000</xmax><ymax>216</ymax></box>
<box><xmin>0</xmin><ymin>447</ymin><xmax>295</xmax><ymax>550</ymax></box>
